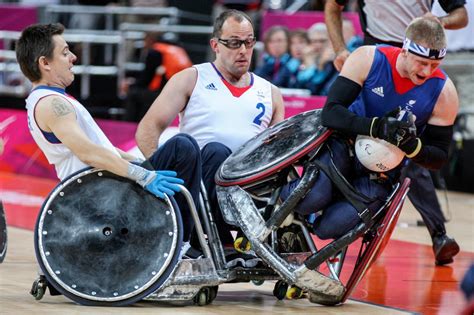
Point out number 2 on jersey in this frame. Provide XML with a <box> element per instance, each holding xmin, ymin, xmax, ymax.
<box><xmin>253</xmin><ymin>103</ymin><xmax>265</xmax><ymax>125</ymax></box>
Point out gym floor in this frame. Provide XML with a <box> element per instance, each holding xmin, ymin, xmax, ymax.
<box><xmin>1</xmin><ymin>172</ymin><xmax>473</xmax><ymax>315</ymax></box>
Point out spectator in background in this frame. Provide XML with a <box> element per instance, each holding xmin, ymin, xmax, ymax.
<box><xmin>325</xmin><ymin>0</ymin><xmax>468</xmax><ymax>266</ymax></box>
<box><xmin>342</xmin><ymin>19</ymin><xmax>363</xmax><ymax>53</ymax></box>
<box><xmin>121</xmin><ymin>32</ymin><xmax>192</xmax><ymax>122</ymax></box>
<box><xmin>273</xmin><ymin>29</ymin><xmax>309</xmax><ymax>88</ymax></box>
<box><xmin>254</xmin><ymin>26</ymin><xmax>290</xmax><ymax>82</ymax></box>
<box><xmin>300</xmin><ymin>23</ymin><xmax>337</xmax><ymax>95</ymax></box>
<box><xmin>315</xmin><ymin>19</ymin><xmax>363</xmax><ymax>95</ymax></box>
<box><xmin>275</xmin><ymin>24</ymin><xmax>337</xmax><ymax>95</ymax></box>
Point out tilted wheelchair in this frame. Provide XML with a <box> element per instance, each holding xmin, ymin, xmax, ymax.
<box><xmin>30</xmin><ymin>109</ymin><xmax>410</xmax><ymax>306</ymax></box>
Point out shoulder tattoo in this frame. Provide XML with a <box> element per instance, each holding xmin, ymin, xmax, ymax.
<box><xmin>51</xmin><ymin>98</ymin><xmax>73</xmax><ymax>117</ymax></box>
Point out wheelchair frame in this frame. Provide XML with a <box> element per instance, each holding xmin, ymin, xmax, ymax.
<box><xmin>30</xmin><ymin>110</ymin><xmax>411</xmax><ymax>306</ymax></box>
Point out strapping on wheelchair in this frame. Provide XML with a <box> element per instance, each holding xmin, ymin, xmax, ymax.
<box><xmin>216</xmin><ymin>109</ymin><xmax>410</xmax><ymax>304</ymax></box>
<box><xmin>31</xmin><ymin>109</ymin><xmax>410</xmax><ymax>307</ymax></box>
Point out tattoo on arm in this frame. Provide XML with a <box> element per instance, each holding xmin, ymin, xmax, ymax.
<box><xmin>51</xmin><ymin>98</ymin><xmax>73</xmax><ymax>117</ymax></box>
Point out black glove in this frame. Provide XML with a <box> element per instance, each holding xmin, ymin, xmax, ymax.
<box><xmin>396</xmin><ymin>111</ymin><xmax>420</xmax><ymax>156</ymax></box>
<box><xmin>370</xmin><ymin>107</ymin><xmax>413</xmax><ymax>146</ymax></box>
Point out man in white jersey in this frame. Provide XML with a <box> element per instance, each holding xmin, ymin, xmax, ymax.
<box><xmin>136</xmin><ymin>10</ymin><xmax>285</xmax><ymax>265</ymax></box>
<box><xmin>16</xmin><ymin>23</ymin><xmax>202</xmax><ymax>251</ymax></box>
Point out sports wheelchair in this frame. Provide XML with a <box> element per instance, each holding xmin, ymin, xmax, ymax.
<box><xmin>30</xmin><ymin>109</ymin><xmax>410</xmax><ymax>306</ymax></box>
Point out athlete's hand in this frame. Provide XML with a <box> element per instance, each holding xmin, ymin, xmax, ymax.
<box><xmin>138</xmin><ymin>170</ymin><xmax>184</xmax><ymax>199</ymax></box>
<box><xmin>370</xmin><ymin>107</ymin><xmax>414</xmax><ymax>146</ymax></box>
<box><xmin>397</xmin><ymin>112</ymin><xmax>420</xmax><ymax>156</ymax></box>
<box><xmin>145</xmin><ymin>170</ymin><xmax>184</xmax><ymax>199</ymax></box>
<box><xmin>333</xmin><ymin>49</ymin><xmax>350</xmax><ymax>72</ymax></box>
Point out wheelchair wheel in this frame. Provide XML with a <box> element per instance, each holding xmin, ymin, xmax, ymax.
<box><xmin>193</xmin><ymin>286</ymin><xmax>218</xmax><ymax>306</ymax></box>
<box><xmin>341</xmin><ymin>178</ymin><xmax>410</xmax><ymax>303</ymax></box>
<box><xmin>34</xmin><ymin>169</ymin><xmax>183</xmax><ymax>306</ymax></box>
<box><xmin>30</xmin><ymin>276</ymin><xmax>47</xmax><ymax>301</ymax></box>
<box><xmin>216</xmin><ymin>109</ymin><xmax>330</xmax><ymax>187</ymax></box>
<box><xmin>273</xmin><ymin>280</ymin><xmax>288</xmax><ymax>300</ymax></box>
<box><xmin>286</xmin><ymin>285</ymin><xmax>304</xmax><ymax>299</ymax></box>
<box><xmin>0</xmin><ymin>201</ymin><xmax>6</xmax><ymax>263</ymax></box>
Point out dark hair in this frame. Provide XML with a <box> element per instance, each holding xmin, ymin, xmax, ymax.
<box><xmin>212</xmin><ymin>9</ymin><xmax>253</xmax><ymax>38</ymax></box>
<box><xmin>16</xmin><ymin>23</ymin><xmax>65</xmax><ymax>82</ymax></box>
<box><xmin>263</xmin><ymin>25</ymin><xmax>290</xmax><ymax>52</ymax></box>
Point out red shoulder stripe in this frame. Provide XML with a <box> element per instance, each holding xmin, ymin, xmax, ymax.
<box><xmin>378</xmin><ymin>46</ymin><xmax>445</xmax><ymax>94</ymax></box>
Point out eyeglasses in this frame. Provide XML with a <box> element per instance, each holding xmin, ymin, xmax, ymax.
<box><xmin>218</xmin><ymin>37</ymin><xmax>257</xmax><ymax>49</ymax></box>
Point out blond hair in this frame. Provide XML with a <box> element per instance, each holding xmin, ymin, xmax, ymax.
<box><xmin>405</xmin><ymin>17</ymin><xmax>446</xmax><ymax>50</ymax></box>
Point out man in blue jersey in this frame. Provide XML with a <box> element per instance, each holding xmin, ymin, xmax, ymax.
<box><xmin>281</xmin><ymin>17</ymin><xmax>459</xmax><ymax>265</ymax></box>
<box><xmin>324</xmin><ymin>0</ymin><xmax>467</xmax><ymax>266</ymax></box>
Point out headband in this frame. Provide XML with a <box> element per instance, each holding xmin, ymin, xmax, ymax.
<box><xmin>403</xmin><ymin>38</ymin><xmax>447</xmax><ymax>60</ymax></box>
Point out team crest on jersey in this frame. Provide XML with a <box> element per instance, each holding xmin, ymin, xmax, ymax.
<box><xmin>371</xmin><ymin>86</ymin><xmax>384</xmax><ymax>97</ymax></box>
<box><xmin>205</xmin><ymin>83</ymin><xmax>217</xmax><ymax>90</ymax></box>
<box><xmin>404</xmin><ymin>99</ymin><xmax>416</xmax><ymax>112</ymax></box>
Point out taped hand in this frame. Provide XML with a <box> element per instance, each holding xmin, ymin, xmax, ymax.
<box><xmin>370</xmin><ymin>107</ymin><xmax>414</xmax><ymax>146</ymax></box>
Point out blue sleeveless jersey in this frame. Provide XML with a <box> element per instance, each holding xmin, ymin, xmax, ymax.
<box><xmin>349</xmin><ymin>46</ymin><xmax>447</xmax><ymax>132</ymax></box>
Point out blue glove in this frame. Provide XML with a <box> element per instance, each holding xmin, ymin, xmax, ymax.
<box><xmin>128</xmin><ymin>164</ymin><xmax>184</xmax><ymax>199</ymax></box>
<box><xmin>144</xmin><ymin>170</ymin><xmax>184</xmax><ymax>199</ymax></box>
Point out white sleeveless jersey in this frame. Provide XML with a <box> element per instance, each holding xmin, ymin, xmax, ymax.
<box><xmin>25</xmin><ymin>88</ymin><xmax>119</xmax><ymax>180</ymax></box>
<box><xmin>179</xmin><ymin>63</ymin><xmax>273</xmax><ymax>152</ymax></box>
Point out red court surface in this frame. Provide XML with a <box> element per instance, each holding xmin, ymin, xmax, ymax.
<box><xmin>1</xmin><ymin>171</ymin><xmax>473</xmax><ymax>314</ymax></box>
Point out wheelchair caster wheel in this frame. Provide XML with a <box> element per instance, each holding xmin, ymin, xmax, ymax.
<box><xmin>30</xmin><ymin>276</ymin><xmax>47</xmax><ymax>301</ymax></box>
<box><xmin>234</xmin><ymin>236</ymin><xmax>251</xmax><ymax>253</ymax></box>
<box><xmin>273</xmin><ymin>280</ymin><xmax>288</xmax><ymax>300</ymax></box>
<box><xmin>209</xmin><ymin>285</ymin><xmax>218</xmax><ymax>302</ymax></box>
<box><xmin>286</xmin><ymin>285</ymin><xmax>304</xmax><ymax>299</ymax></box>
<box><xmin>194</xmin><ymin>286</ymin><xmax>218</xmax><ymax>306</ymax></box>
<box><xmin>252</xmin><ymin>279</ymin><xmax>264</xmax><ymax>286</ymax></box>
<box><xmin>308</xmin><ymin>290</ymin><xmax>341</xmax><ymax>306</ymax></box>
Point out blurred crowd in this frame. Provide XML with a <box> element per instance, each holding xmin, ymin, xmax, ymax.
<box><xmin>1</xmin><ymin>0</ymin><xmax>473</xmax><ymax>120</ymax></box>
<box><xmin>254</xmin><ymin>20</ymin><xmax>361</xmax><ymax>95</ymax></box>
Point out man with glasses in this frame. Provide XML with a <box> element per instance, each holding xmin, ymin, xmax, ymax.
<box><xmin>136</xmin><ymin>9</ymin><xmax>285</xmax><ymax>267</ymax></box>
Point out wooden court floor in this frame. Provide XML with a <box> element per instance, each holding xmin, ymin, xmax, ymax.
<box><xmin>1</xmin><ymin>172</ymin><xmax>473</xmax><ymax>315</ymax></box>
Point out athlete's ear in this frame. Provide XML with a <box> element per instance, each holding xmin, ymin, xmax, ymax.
<box><xmin>210</xmin><ymin>38</ymin><xmax>219</xmax><ymax>53</ymax></box>
<box><xmin>38</xmin><ymin>56</ymin><xmax>51</xmax><ymax>72</ymax></box>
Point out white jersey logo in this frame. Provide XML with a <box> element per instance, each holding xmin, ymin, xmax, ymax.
<box><xmin>371</xmin><ymin>86</ymin><xmax>384</xmax><ymax>97</ymax></box>
<box><xmin>205</xmin><ymin>83</ymin><xmax>217</xmax><ymax>90</ymax></box>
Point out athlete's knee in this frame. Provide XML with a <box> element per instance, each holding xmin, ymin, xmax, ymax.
<box><xmin>201</xmin><ymin>142</ymin><xmax>232</xmax><ymax>163</ymax></box>
<box><xmin>296</xmin><ymin>187</ymin><xmax>333</xmax><ymax>216</ymax></box>
<box><xmin>172</xmin><ymin>134</ymin><xmax>200</xmax><ymax>150</ymax></box>
<box><xmin>313</xmin><ymin>201</ymin><xmax>360</xmax><ymax>240</ymax></box>
<box><xmin>282</xmin><ymin>172</ymin><xmax>333</xmax><ymax>215</ymax></box>
<box><xmin>171</xmin><ymin>134</ymin><xmax>200</xmax><ymax>152</ymax></box>
<box><xmin>167</xmin><ymin>134</ymin><xmax>200</xmax><ymax>163</ymax></box>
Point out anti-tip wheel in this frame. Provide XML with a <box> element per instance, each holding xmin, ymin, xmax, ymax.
<box><xmin>30</xmin><ymin>276</ymin><xmax>47</xmax><ymax>301</ymax></box>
